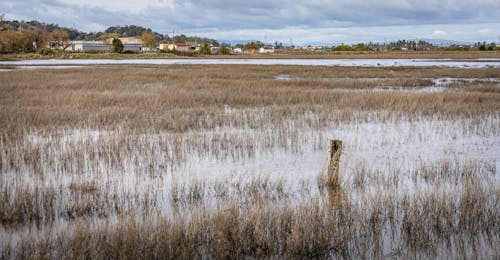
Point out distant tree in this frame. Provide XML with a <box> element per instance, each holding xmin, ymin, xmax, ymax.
<box><xmin>353</xmin><ymin>43</ymin><xmax>372</xmax><ymax>51</ymax></box>
<box><xmin>478</xmin><ymin>44</ymin><xmax>486</xmax><ymax>51</ymax></box>
<box><xmin>198</xmin><ymin>43</ymin><xmax>211</xmax><ymax>55</ymax></box>
<box><xmin>274</xmin><ymin>41</ymin><xmax>283</xmax><ymax>49</ymax></box>
<box><xmin>246</xmin><ymin>41</ymin><xmax>261</xmax><ymax>50</ymax></box>
<box><xmin>112</xmin><ymin>38</ymin><xmax>124</xmax><ymax>53</ymax></box>
<box><xmin>0</xmin><ymin>29</ymin><xmax>20</xmax><ymax>52</ymax></box>
<box><xmin>219</xmin><ymin>45</ymin><xmax>230</xmax><ymax>55</ymax></box>
<box><xmin>140</xmin><ymin>32</ymin><xmax>157</xmax><ymax>50</ymax></box>
<box><xmin>0</xmin><ymin>28</ymin><xmax>47</xmax><ymax>52</ymax></box>
<box><xmin>172</xmin><ymin>34</ymin><xmax>188</xmax><ymax>43</ymax></box>
<box><xmin>19</xmin><ymin>29</ymin><xmax>47</xmax><ymax>52</ymax></box>
<box><xmin>48</xmin><ymin>29</ymin><xmax>70</xmax><ymax>50</ymax></box>
<box><xmin>332</xmin><ymin>44</ymin><xmax>353</xmax><ymax>51</ymax></box>
<box><xmin>105</xmin><ymin>25</ymin><xmax>151</xmax><ymax>37</ymax></box>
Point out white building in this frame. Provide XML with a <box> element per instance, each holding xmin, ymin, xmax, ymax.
<box><xmin>66</xmin><ymin>41</ymin><xmax>141</xmax><ymax>52</ymax></box>
<box><xmin>67</xmin><ymin>41</ymin><xmax>111</xmax><ymax>52</ymax></box>
<box><xmin>159</xmin><ymin>43</ymin><xmax>193</xmax><ymax>52</ymax></box>
<box><xmin>123</xmin><ymin>44</ymin><xmax>141</xmax><ymax>52</ymax></box>
<box><xmin>259</xmin><ymin>47</ymin><xmax>275</xmax><ymax>54</ymax></box>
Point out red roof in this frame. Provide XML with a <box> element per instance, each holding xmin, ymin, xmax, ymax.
<box><xmin>174</xmin><ymin>43</ymin><xmax>191</xmax><ymax>47</ymax></box>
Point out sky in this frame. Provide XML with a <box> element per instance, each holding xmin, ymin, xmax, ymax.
<box><xmin>1</xmin><ymin>0</ymin><xmax>499</xmax><ymax>45</ymax></box>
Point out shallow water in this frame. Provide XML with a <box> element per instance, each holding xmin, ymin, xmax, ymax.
<box><xmin>1</xmin><ymin>58</ymin><xmax>500</xmax><ymax>68</ymax></box>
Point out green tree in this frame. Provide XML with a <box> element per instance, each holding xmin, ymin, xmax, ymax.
<box><xmin>219</xmin><ymin>45</ymin><xmax>230</xmax><ymax>55</ymax></box>
<box><xmin>198</xmin><ymin>43</ymin><xmax>211</xmax><ymax>55</ymax></box>
<box><xmin>353</xmin><ymin>43</ymin><xmax>372</xmax><ymax>51</ymax></box>
<box><xmin>478</xmin><ymin>44</ymin><xmax>486</xmax><ymax>51</ymax></box>
<box><xmin>332</xmin><ymin>44</ymin><xmax>353</xmax><ymax>51</ymax></box>
<box><xmin>246</xmin><ymin>41</ymin><xmax>261</xmax><ymax>50</ymax></box>
<box><xmin>112</xmin><ymin>38</ymin><xmax>124</xmax><ymax>53</ymax></box>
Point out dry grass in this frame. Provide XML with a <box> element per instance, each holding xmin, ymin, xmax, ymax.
<box><xmin>1</xmin><ymin>163</ymin><xmax>497</xmax><ymax>259</ymax></box>
<box><xmin>0</xmin><ymin>64</ymin><xmax>499</xmax><ymax>258</ymax></box>
<box><xmin>0</xmin><ymin>65</ymin><xmax>499</xmax><ymax>136</ymax></box>
<box><xmin>1</xmin><ymin>50</ymin><xmax>499</xmax><ymax>61</ymax></box>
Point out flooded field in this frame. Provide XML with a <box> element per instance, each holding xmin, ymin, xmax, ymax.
<box><xmin>0</xmin><ymin>64</ymin><xmax>499</xmax><ymax>258</ymax></box>
<box><xmin>1</xmin><ymin>58</ymin><xmax>500</xmax><ymax>68</ymax></box>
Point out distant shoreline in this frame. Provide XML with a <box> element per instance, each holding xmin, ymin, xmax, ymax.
<box><xmin>1</xmin><ymin>50</ymin><xmax>499</xmax><ymax>61</ymax></box>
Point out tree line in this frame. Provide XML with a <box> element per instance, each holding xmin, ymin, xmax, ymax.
<box><xmin>0</xmin><ymin>17</ymin><xmax>219</xmax><ymax>53</ymax></box>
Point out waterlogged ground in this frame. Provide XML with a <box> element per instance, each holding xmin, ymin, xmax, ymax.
<box><xmin>0</xmin><ymin>65</ymin><xmax>499</xmax><ymax>258</ymax></box>
<box><xmin>1</xmin><ymin>58</ymin><xmax>500</xmax><ymax>68</ymax></box>
<box><xmin>17</xmin><ymin>114</ymin><xmax>499</xmax><ymax>196</ymax></box>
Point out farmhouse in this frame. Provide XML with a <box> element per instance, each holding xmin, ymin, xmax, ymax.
<box><xmin>160</xmin><ymin>43</ymin><xmax>194</xmax><ymax>52</ymax></box>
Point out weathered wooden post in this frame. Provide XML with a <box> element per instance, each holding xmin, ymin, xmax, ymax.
<box><xmin>327</xmin><ymin>139</ymin><xmax>343</xmax><ymax>210</ymax></box>
<box><xmin>327</xmin><ymin>139</ymin><xmax>343</xmax><ymax>188</ymax></box>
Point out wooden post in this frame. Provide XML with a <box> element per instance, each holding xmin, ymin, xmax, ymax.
<box><xmin>327</xmin><ymin>139</ymin><xmax>343</xmax><ymax>188</ymax></box>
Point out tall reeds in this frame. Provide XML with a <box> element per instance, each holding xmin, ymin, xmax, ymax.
<box><xmin>0</xmin><ymin>64</ymin><xmax>498</xmax><ymax>258</ymax></box>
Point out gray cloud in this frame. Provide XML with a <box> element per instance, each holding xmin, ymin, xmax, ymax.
<box><xmin>1</xmin><ymin>0</ymin><xmax>499</xmax><ymax>42</ymax></box>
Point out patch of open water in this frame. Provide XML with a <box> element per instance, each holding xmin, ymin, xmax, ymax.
<box><xmin>1</xmin><ymin>58</ymin><xmax>499</xmax><ymax>68</ymax></box>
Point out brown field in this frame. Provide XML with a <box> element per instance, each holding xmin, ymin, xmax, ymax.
<box><xmin>0</xmin><ymin>64</ymin><xmax>499</xmax><ymax>259</ymax></box>
<box><xmin>1</xmin><ymin>50</ymin><xmax>499</xmax><ymax>61</ymax></box>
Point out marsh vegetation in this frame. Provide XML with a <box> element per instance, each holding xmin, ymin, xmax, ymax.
<box><xmin>0</xmin><ymin>64</ymin><xmax>499</xmax><ymax>259</ymax></box>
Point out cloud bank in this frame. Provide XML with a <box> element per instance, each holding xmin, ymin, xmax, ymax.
<box><xmin>1</xmin><ymin>0</ymin><xmax>499</xmax><ymax>43</ymax></box>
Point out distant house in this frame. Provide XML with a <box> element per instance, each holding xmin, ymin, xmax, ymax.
<box><xmin>66</xmin><ymin>41</ymin><xmax>111</xmax><ymax>52</ymax></box>
<box><xmin>101</xmin><ymin>37</ymin><xmax>142</xmax><ymax>52</ymax></box>
<box><xmin>211</xmin><ymin>47</ymin><xmax>220</xmax><ymax>54</ymax></box>
<box><xmin>160</xmin><ymin>43</ymin><xmax>193</xmax><ymax>52</ymax></box>
<box><xmin>259</xmin><ymin>47</ymin><xmax>275</xmax><ymax>54</ymax></box>
<box><xmin>123</xmin><ymin>44</ymin><xmax>141</xmax><ymax>52</ymax></box>
<box><xmin>159</xmin><ymin>43</ymin><xmax>169</xmax><ymax>50</ymax></box>
<box><xmin>66</xmin><ymin>40</ymin><xmax>141</xmax><ymax>52</ymax></box>
<box><xmin>103</xmin><ymin>37</ymin><xmax>142</xmax><ymax>44</ymax></box>
<box><xmin>118</xmin><ymin>37</ymin><xmax>142</xmax><ymax>45</ymax></box>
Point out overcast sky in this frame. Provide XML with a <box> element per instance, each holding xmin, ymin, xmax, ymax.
<box><xmin>1</xmin><ymin>0</ymin><xmax>499</xmax><ymax>44</ymax></box>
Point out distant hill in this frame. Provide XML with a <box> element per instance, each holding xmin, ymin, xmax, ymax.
<box><xmin>0</xmin><ymin>19</ymin><xmax>91</xmax><ymax>40</ymax></box>
<box><xmin>0</xmin><ymin>19</ymin><xmax>218</xmax><ymax>44</ymax></box>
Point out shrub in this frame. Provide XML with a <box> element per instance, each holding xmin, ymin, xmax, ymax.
<box><xmin>219</xmin><ymin>46</ymin><xmax>230</xmax><ymax>55</ymax></box>
<box><xmin>332</xmin><ymin>45</ymin><xmax>353</xmax><ymax>51</ymax></box>
<box><xmin>112</xmin><ymin>38</ymin><xmax>124</xmax><ymax>53</ymax></box>
<box><xmin>198</xmin><ymin>43</ymin><xmax>211</xmax><ymax>55</ymax></box>
<box><xmin>37</xmin><ymin>48</ymin><xmax>54</xmax><ymax>55</ymax></box>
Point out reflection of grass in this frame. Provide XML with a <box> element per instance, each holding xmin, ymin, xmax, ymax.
<box><xmin>0</xmin><ymin>65</ymin><xmax>499</xmax><ymax>258</ymax></box>
<box><xmin>1</xmin><ymin>161</ymin><xmax>496</xmax><ymax>258</ymax></box>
